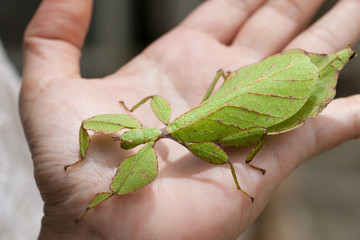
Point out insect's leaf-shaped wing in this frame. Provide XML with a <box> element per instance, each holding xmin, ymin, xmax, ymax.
<box><xmin>151</xmin><ymin>96</ymin><xmax>171</xmax><ymax>125</ymax></box>
<box><xmin>306</xmin><ymin>46</ymin><xmax>354</xmax><ymax>110</ymax></box>
<box><xmin>268</xmin><ymin>47</ymin><xmax>355</xmax><ymax>134</ymax></box>
<box><xmin>209</xmin><ymin>51</ymin><xmax>316</xmax><ymax>100</ymax></box>
<box><xmin>110</xmin><ymin>143</ymin><xmax>158</xmax><ymax>195</ymax></box>
<box><xmin>168</xmin><ymin>51</ymin><xmax>318</xmax><ymax>137</ymax></box>
<box><xmin>82</xmin><ymin>114</ymin><xmax>142</xmax><ymax>134</ymax></box>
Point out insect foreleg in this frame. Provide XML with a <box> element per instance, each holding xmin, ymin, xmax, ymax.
<box><xmin>120</xmin><ymin>95</ymin><xmax>171</xmax><ymax>125</ymax></box>
<box><xmin>186</xmin><ymin>142</ymin><xmax>254</xmax><ymax>202</ymax></box>
<box><xmin>201</xmin><ymin>69</ymin><xmax>227</xmax><ymax>103</ymax></box>
<box><xmin>64</xmin><ymin>124</ymin><xmax>89</xmax><ymax>170</ymax></box>
<box><xmin>64</xmin><ymin>158</ymin><xmax>84</xmax><ymax>171</ymax></box>
<box><xmin>119</xmin><ymin>95</ymin><xmax>154</xmax><ymax>112</ymax></box>
<box><xmin>75</xmin><ymin>192</ymin><xmax>114</xmax><ymax>223</ymax></box>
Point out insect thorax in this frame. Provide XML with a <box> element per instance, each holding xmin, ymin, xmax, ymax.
<box><xmin>120</xmin><ymin>128</ymin><xmax>162</xmax><ymax>149</ymax></box>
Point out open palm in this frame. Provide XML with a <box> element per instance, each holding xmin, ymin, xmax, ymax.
<box><xmin>20</xmin><ymin>1</ymin><xmax>360</xmax><ymax>239</ymax></box>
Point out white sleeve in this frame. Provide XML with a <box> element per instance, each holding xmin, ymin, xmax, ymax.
<box><xmin>0</xmin><ymin>41</ymin><xmax>43</xmax><ymax>240</ymax></box>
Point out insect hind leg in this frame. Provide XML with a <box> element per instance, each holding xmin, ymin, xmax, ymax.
<box><xmin>186</xmin><ymin>142</ymin><xmax>254</xmax><ymax>202</ymax></box>
<box><xmin>218</xmin><ymin>127</ymin><xmax>267</xmax><ymax>175</ymax></box>
<box><xmin>227</xmin><ymin>158</ymin><xmax>254</xmax><ymax>202</ymax></box>
<box><xmin>245</xmin><ymin>134</ymin><xmax>266</xmax><ymax>175</ymax></box>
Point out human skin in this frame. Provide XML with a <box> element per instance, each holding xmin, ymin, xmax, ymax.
<box><xmin>20</xmin><ymin>0</ymin><xmax>360</xmax><ymax>239</ymax></box>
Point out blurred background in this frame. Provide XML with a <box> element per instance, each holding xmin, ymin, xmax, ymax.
<box><xmin>0</xmin><ymin>0</ymin><xmax>359</xmax><ymax>239</ymax></box>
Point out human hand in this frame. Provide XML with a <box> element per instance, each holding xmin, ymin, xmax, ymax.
<box><xmin>20</xmin><ymin>0</ymin><xmax>360</xmax><ymax>239</ymax></box>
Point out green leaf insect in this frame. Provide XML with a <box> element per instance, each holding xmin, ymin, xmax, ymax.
<box><xmin>65</xmin><ymin>47</ymin><xmax>355</xmax><ymax>222</ymax></box>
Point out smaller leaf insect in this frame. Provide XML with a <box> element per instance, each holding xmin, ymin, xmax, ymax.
<box><xmin>65</xmin><ymin>47</ymin><xmax>355</xmax><ymax>222</ymax></box>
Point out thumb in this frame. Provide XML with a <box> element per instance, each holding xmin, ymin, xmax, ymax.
<box><xmin>23</xmin><ymin>0</ymin><xmax>92</xmax><ymax>84</ymax></box>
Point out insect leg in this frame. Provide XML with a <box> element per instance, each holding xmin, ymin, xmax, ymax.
<box><xmin>65</xmin><ymin>125</ymin><xmax>89</xmax><ymax>170</ymax></box>
<box><xmin>218</xmin><ymin>127</ymin><xmax>267</xmax><ymax>175</ymax></box>
<box><xmin>120</xmin><ymin>95</ymin><xmax>171</xmax><ymax>125</ymax></box>
<box><xmin>201</xmin><ymin>69</ymin><xmax>227</xmax><ymax>103</ymax></box>
<box><xmin>75</xmin><ymin>192</ymin><xmax>114</xmax><ymax>223</ymax></box>
<box><xmin>245</xmin><ymin>133</ymin><xmax>266</xmax><ymax>175</ymax></box>
<box><xmin>64</xmin><ymin>158</ymin><xmax>84</xmax><ymax>171</ymax></box>
<box><xmin>119</xmin><ymin>95</ymin><xmax>154</xmax><ymax>112</ymax></box>
<box><xmin>227</xmin><ymin>158</ymin><xmax>254</xmax><ymax>202</ymax></box>
<box><xmin>187</xmin><ymin>142</ymin><xmax>254</xmax><ymax>202</ymax></box>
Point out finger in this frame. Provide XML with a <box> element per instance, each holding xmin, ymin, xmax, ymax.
<box><xmin>286</xmin><ymin>0</ymin><xmax>360</xmax><ymax>52</ymax></box>
<box><xmin>179</xmin><ymin>0</ymin><xmax>265</xmax><ymax>44</ymax></box>
<box><xmin>23</xmin><ymin>0</ymin><xmax>92</xmax><ymax>82</ymax></box>
<box><xmin>267</xmin><ymin>95</ymin><xmax>360</xmax><ymax>182</ymax></box>
<box><xmin>232</xmin><ymin>0</ymin><xmax>324</xmax><ymax>57</ymax></box>
<box><xmin>312</xmin><ymin>95</ymin><xmax>360</xmax><ymax>157</ymax></box>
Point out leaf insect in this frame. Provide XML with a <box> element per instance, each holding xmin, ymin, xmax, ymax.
<box><xmin>65</xmin><ymin>47</ymin><xmax>355</xmax><ymax>222</ymax></box>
